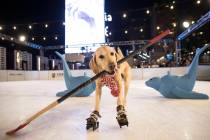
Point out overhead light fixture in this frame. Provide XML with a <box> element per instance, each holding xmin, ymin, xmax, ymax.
<box><xmin>183</xmin><ymin>21</ymin><xmax>190</xmax><ymax>28</ymax></box>
<box><xmin>172</xmin><ymin>22</ymin><xmax>176</xmax><ymax>27</ymax></box>
<box><xmin>29</xmin><ymin>25</ymin><xmax>32</xmax><ymax>29</ymax></box>
<box><xmin>140</xmin><ymin>28</ymin><xmax>143</xmax><ymax>32</ymax></box>
<box><xmin>123</xmin><ymin>13</ymin><xmax>127</xmax><ymax>18</ymax></box>
<box><xmin>196</xmin><ymin>0</ymin><xmax>201</xmax><ymax>4</ymax></box>
<box><xmin>32</xmin><ymin>37</ymin><xmax>35</xmax><ymax>41</ymax></box>
<box><xmin>124</xmin><ymin>30</ymin><xmax>128</xmax><ymax>34</ymax></box>
<box><xmin>156</xmin><ymin>26</ymin><xmax>160</xmax><ymax>30</ymax></box>
<box><xmin>13</xmin><ymin>26</ymin><xmax>17</xmax><ymax>30</ymax></box>
<box><xmin>0</xmin><ymin>26</ymin><xmax>2</xmax><ymax>30</ymax></box>
<box><xmin>37</xmin><ymin>56</ymin><xmax>41</xmax><ymax>71</ymax></box>
<box><xmin>170</xmin><ymin>5</ymin><xmax>174</xmax><ymax>10</ymax></box>
<box><xmin>52</xmin><ymin>59</ymin><xmax>55</xmax><ymax>69</ymax></box>
<box><xmin>45</xmin><ymin>24</ymin><xmax>48</xmax><ymax>28</ymax></box>
<box><xmin>1</xmin><ymin>37</ymin><xmax>5</xmax><ymax>40</ymax></box>
<box><xmin>62</xmin><ymin>22</ymin><xmax>65</xmax><ymax>26</ymax></box>
<box><xmin>43</xmin><ymin>37</ymin><xmax>46</xmax><ymax>40</ymax></box>
<box><xmin>19</xmin><ymin>35</ymin><xmax>26</xmax><ymax>42</ymax></box>
<box><xmin>10</xmin><ymin>37</ymin><xmax>14</xmax><ymax>41</ymax></box>
<box><xmin>55</xmin><ymin>36</ymin><xmax>58</xmax><ymax>40</ymax></box>
<box><xmin>191</xmin><ymin>21</ymin><xmax>195</xmax><ymax>24</ymax></box>
<box><xmin>109</xmin><ymin>32</ymin><xmax>112</xmax><ymax>35</ymax></box>
<box><xmin>16</xmin><ymin>52</ymin><xmax>20</xmax><ymax>63</ymax></box>
<box><xmin>146</xmin><ymin>10</ymin><xmax>150</xmax><ymax>14</ymax></box>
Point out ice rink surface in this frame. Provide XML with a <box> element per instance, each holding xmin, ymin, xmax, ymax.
<box><xmin>0</xmin><ymin>80</ymin><xmax>210</xmax><ymax>140</ymax></box>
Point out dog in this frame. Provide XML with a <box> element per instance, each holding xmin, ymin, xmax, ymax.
<box><xmin>86</xmin><ymin>45</ymin><xmax>131</xmax><ymax>130</ymax></box>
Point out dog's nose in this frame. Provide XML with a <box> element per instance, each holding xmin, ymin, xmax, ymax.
<box><xmin>108</xmin><ymin>63</ymin><xmax>116</xmax><ymax>70</ymax></box>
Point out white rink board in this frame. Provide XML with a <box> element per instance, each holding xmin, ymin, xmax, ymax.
<box><xmin>39</xmin><ymin>71</ymin><xmax>49</xmax><ymax>80</ymax></box>
<box><xmin>48</xmin><ymin>70</ymin><xmax>64</xmax><ymax>80</ymax></box>
<box><xmin>197</xmin><ymin>65</ymin><xmax>210</xmax><ymax>81</ymax></box>
<box><xmin>0</xmin><ymin>70</ymin><xmax>7</xmax><ymax>81</ymax></box>
<box><xmin>131</xmin><ymin>68</ymin><xmax>142</xmax><ymax>80</ymax></box>
<box><xmin>142</xmin><ymin>67</ymin><xmax>170</xmax><ymax>80</ymax></box>
<box><xmin>25</xmin><ymin>71</ymin><xmax>39</xmax><ymax>80</ymax></box>
<box><xmin>7</xmin><ymin>70</ymin><xmax>25</xmax><ymax>81</ymax></box>
<box><xmin>170</xmin><ymin>67</ymin><xmax>188</xmax><ymax>76</ymax></box>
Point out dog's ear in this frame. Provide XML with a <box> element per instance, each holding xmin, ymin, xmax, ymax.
<box><xmin>89</xmin><ymin>54</ymin><xmax>99</xmax><ymax>74</ymax></box>
<box><xmin>115</xmin><ymin>47</ymin><xmax>124</xmax><ymax>61</ymax></box>
<box><xmin>114</xmin><ymin>47</ymin><xmax>119</xmax><ymax>53</ymax></box>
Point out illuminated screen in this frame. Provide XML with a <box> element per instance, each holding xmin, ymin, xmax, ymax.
<box><xmin>65</xmin><ymin>0</ymin><xmax>105</xmax><ymax>53</ymax></box>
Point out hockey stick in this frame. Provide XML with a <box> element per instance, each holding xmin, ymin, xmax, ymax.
<box><xmin>6</xmin><ymin>29</ymin><xmax>170</xmax><ymax>135</ymax></box>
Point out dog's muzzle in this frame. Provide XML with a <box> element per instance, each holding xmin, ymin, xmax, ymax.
<box><xmin>108</xmin><ymin>63</ymin><xmax>117</xmax><ymax>75</ymax></box>
<box><xmin>108</xmin><ymin>63</ymin><xmax>116</xmax><ymax>70</ymax></box>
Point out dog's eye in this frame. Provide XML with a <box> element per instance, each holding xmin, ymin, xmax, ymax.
<box><xmin>99</xmin><ymin>55</ymin><xmax>104</xmax><ymax>59</ymax></box>
<box><xmin>110</xmin><ymin>52</ymin><xmax>114</xmax><ymax>56</ymax></box>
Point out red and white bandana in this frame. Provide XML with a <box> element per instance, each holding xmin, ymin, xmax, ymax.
<box><xmin>100</xmin><ymin>74</ymin><xmax>119</xmax><ymax>97</ymax></box>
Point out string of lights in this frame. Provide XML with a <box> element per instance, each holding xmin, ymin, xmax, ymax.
<box><xmin>0</xmin><ymin>20</ymin><xmax>65</xmax><ymax>42</ymax></box>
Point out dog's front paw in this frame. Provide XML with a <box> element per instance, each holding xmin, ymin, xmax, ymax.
<box><xmin>86</xmin><ymin>110</ymin><xmax>101</xmax><ymax>131</ymax></box>
<box><xmin>116</xmin><ymin>105</ymin><xmax>128</xmax><ymax>128</ymax></box>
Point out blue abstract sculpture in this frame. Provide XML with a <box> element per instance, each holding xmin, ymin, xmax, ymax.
<box><xmin>145</xmin><ymin>44</ymin><xmax>209</xmax><ymax>99</ymax></box>
<box><xmin>55</xmin><ymin>51</ymin><xmax>96</xmax><ymax>97</ymax></box>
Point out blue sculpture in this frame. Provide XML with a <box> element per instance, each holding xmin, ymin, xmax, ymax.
<box><xmin>145</xmin><ymin>44</ymin><xmax>209</xmax><ymax>99</ymax></box>
<box><xmin>55</xmin><ymin>51</ymin><xmax>96</xmax><ymax>97</ymax></box>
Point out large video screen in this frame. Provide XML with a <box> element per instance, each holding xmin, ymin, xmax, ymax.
<box><xmin>65</xmin><ymin>0</ymin><xmax>105</xmax><ymax>53</ymax></box>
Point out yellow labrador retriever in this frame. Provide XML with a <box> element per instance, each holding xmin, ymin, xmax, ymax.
<box><xmin>86</xmin><ymin>45</ymin><xmax>131</xmax><ymax>130</ymax></box>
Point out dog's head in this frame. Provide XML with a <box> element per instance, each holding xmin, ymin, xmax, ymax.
<box><xmin>89</xmin><ymin>45</ymin><xmax>121</xmax><ymax>74</ymax></box>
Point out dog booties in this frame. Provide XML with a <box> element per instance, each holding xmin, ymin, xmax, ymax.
<box><xmin>100</xmin><ymin>74</ymin><xmax>119</xmax><ymax>97</ymax></box>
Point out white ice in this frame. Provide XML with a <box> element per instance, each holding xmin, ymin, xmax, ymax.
<box><xmin>0</xmin><ymin>80</ymin><xmax>210</xmax><ymax>140</ymax></box>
